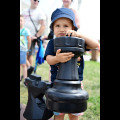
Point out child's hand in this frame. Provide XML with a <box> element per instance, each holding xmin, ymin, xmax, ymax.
<box><xmin>66</xmin><ymin>30</ymin><xmax>79</xmax><ymax>37</ymax></box>
<box><xmin>56</xmin><ymin>49</ymin><xmax>74</xmax><ymax>63</ymax></box>
<box><xmin>31</xmin><ymin>36</ymin><xmax>37</xmax><ymax>41</ymax></box>
<box><xmin>77</xmin><ymin>57</ymin><xmax>81</xmax><ymax>61</ymax></box>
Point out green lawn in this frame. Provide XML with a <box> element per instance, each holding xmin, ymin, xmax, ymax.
<box><xmin>20</xmin><ymin>58</ymin><xmax>100</xmax><ymax>120</ymax></box>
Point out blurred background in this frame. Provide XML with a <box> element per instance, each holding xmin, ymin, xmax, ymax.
<box><xmin>20</xmin><ymin>0</ymin><xmax>100</xmax><ymax>62</ymax></box>
<box><xmin>20</xmin><ymin>0</ymin><xmax>100</xmax><ymax>41</ymax></box>
<box><xmin>20</xmin><ymin>1</ymin><xmax>100</xmax><ymax>119</ymax></box>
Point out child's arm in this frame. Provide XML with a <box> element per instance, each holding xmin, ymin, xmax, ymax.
<box><xmin>46</xmin><ymin>49</ymin><xmax>74</xmax><ymax>65</ymax></box>
<box><xmin>77</xmin><ymin>33</ymin><xmax>99</xmax><ymax>49</ymax></box>
<box><xmin>66</xmin><ymin>30</ymin><xmax>99</xmax><ymax>49</ymax></box>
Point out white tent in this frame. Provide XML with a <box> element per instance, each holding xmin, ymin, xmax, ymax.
<box><xmin>78</xmin><ymin>0</ymin><xmax>100</xmax><ymax>40</ymax></box>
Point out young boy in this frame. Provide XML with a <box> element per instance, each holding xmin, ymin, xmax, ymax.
<box><xmin>44</xmin><ymin>8</ymin><xmax>99</xmax><ymax>120</ymax></box>
<box><xmin>20</xmin><ymin>15</ymin><xmax>31</xmax><ymax>81</ymax></box>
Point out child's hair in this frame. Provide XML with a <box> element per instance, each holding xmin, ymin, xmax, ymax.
<box><xmin>50</xmin><ymin>8</ymin><xmax>78</xmax><ymax>31</ymax></box>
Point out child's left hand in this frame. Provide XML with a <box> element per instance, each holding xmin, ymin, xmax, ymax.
<box><xmin>77</xmin><ymin>57</ymin><xmax>81</xmax><ymax>61</ymax></box>
<box><xmin>66</xmin><ymin>30</ymin><xmax>78</xmax><ymax>37</ymax></box>
<box><xmin>66</xmin><ymin>30</ymin><xmax>81</xmax><ymax>61</ymax></box>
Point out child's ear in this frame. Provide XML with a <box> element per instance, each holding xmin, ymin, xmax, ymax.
<box><xmin>72</xmin><ymin>26</ymin><xmax>75</xmax><ymax>30</ymax></box>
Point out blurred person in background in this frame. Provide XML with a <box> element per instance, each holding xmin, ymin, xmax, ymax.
<box><xmin>62</xmin><ymin>0</ymin><xmax>80</xmax><ymax>29</ymax></box>
<box><xmin>20</xmin><ymin>15</ymin><xmax>31</xmax><ymax>81</ymax></box>
<box><xmin>22</xmin><ymin>0</ymin><xmax>46</xmax><ymax>74</ymax></box>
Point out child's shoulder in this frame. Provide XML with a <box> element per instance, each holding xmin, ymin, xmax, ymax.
<box><xmin>22</xmin><ymin>28</ymin><xmax>31</xmax><ymax>35</ymax></box>
<box><xmin>47</xmin><ymin>39</ymin><xmax>54</xmax><ymax>47</ymax></box>
<box><xmin>48</xmin><ymin>38</ymin><xmax>54</xmax><ymax>42</ymax></box>
<box><xmin>23</xmin><ymin>27</ymin><xmax>30</xmax><ymax>32</ymax></box>
<box><xmin>24</xmin><ymin>27</ymin><xmax>29</xmax><ymax>31</ymax></box>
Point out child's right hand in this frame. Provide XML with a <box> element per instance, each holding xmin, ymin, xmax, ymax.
<box><xmin>56</xmin><ymin>49</ymin><xmax>74</xmax><ymax>63</ymax></box>
<box><xmin>31</xmin><ymin>36</ymin><xmax>37</xmax><ymax>41</ymax></box>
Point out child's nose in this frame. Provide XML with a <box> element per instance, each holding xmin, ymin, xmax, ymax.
<box><xmin>60</xmin><ymin>27</ymin><xmax>65</xmax><ymax>32</ymax></box>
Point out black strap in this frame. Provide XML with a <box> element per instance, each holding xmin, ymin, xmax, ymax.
<box><xmin>29</xmin><ymin>9</ymin><xmax>38</xmax><ymax>33</ymax></box>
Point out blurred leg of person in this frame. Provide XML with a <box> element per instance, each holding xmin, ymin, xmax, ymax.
<box><xmin>22</xmin><ymin>52</ymin><xmax>27</xmax><ymax>79</ymax></box>
<box><xmin>54</xmin><ymin>114</ymin><xmax>65</xmax><ymax>120</ymax></box>
<box><xmin>20</xmin><ymin>65</ymin><xmax>22</xmax><ymax>81</ymax></box>
<box><xmin>28</xmin><ymin>55</ymin><xmax>33</xmax><ymax>66</ymax></box>
<box><xmin>68</xmin><ymin>114</ymin><xmax>79</xmax><ymax>120</ymax></box>
<box><xmin>22</xmin><ymin>64</ymin><xmax>27</xmax><ymax>79</ymax></box>
<box><xmin>20</xmin><ymin>51</ymin><xmax>27</xmax><ymax>81</ymax></box>
<box><xmin>27</xmin><ymin>65</ymin><xmax>34</xmax><ymax>77</ymax></box>
<box><xmin>26</xmin><ymin>58</ymin><xmax>31</xmax><ymax>68</ymax></box>
<box><xmin>26</xmin><ymin>55</ymin><xmax>34</xmax><ymax>77</ymax></box>
<box><xmin>20</xmin><ymin>103</ymin><xmax>26</xmax><ymax>120</ymax></box>
<box><xmin>27</xmin><ymin>42</ymin><xmax>35</xmax><ymax>76</ymax></box>
<box><xmin>27</xmin><ymin>41</ymin><xmax>35</xmax><ymax>66</ymax></box>
<box><xmin>35</xmin><ymin>42</ymin><xmax>39</xmax><ymax>56</ymax></box>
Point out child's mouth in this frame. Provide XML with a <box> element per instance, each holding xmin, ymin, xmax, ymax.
<box><xmin>59</xmin><ymin>33</ymin><xmax>66</xmax><ymax>36</ymax></box>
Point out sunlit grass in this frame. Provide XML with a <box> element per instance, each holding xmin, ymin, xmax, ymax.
<box><xmin>20</xmin><ymin>56</ymin><xmax>100</xmax><ymax>120</ymax></box>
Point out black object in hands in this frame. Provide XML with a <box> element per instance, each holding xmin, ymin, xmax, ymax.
<box><xmin>45</xmin><ymin>36</ymin><xmax>89</xmax><ymax>113</ymax></box>
<box><xmin>23</xmin><ymin>74</ymin><xmax>53</xmax><ymax>120</ymax></box>
<box><xmin>27</xmin><ymin>66</ymin><xmax>34</xmax><ymax>77</ymax></box>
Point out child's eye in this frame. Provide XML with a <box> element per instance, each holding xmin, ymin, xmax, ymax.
<box><xmin>56</xmin><ymin>25</ymin><xmax>60</xmax><ymax>27</ymax></box>
<box><xmin>64</xmin><ymin>25</ymin><xmax>68</xmax><ymax>27</ymax></box>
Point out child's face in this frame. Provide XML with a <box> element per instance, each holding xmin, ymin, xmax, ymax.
<box><xmin>53</xmin><ymin>18</ymin><xmax>74</xmax><ymax>37</ymax></box>
<box><xmin>20</xmin><ymin>17</ymin><xmax>24</xmax><ymax>28</ymax></box>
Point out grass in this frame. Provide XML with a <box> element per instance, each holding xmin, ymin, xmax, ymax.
<box><xmin>20</xmin><ymin>56</ymin><xmax>100</xmax><ymax>120</ymax></box>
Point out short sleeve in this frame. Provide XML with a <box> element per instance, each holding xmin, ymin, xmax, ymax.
<box><xmin>44</xmin><ymin>39</ymin><xmax>55</xmax><ymax>60</ymax></box>
<box><xmin>25</xmin><ymin>28</ymin><xmax>31</xmax><ymax>36</ymax></box>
